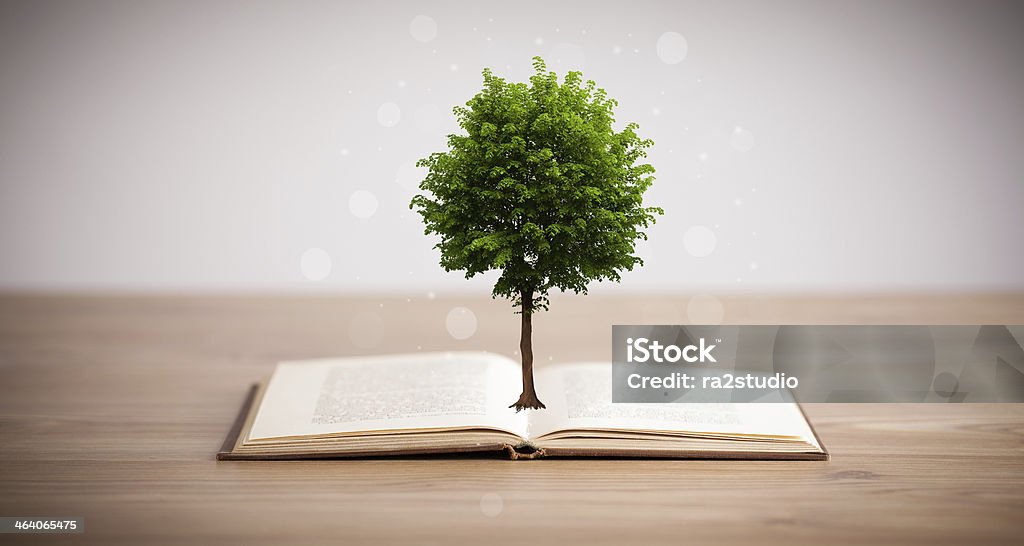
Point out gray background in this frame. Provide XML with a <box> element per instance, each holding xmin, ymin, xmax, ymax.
<box><xmin>1</xmin><ymin>0</ymin><xmax>1022</xmax><ymax>293</ymax></box>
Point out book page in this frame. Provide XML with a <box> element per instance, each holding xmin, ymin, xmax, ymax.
<box><xmin>247</xmin><ymin>352</ymin><xmax>528</xmax><ymax>441</ymax></box>
<box><xmin>528</xmin><ymin>362</ymin><xmax>817</xmax><ymax>442</ymax></box>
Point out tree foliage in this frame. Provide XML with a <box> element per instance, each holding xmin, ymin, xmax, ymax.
<box><xmin>411</xmin><ymin>57</ymin><xmax>662</xmax><ymax>310</ymax></box>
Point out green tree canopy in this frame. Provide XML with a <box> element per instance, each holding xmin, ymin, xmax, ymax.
<box><xmin>411</xmin><ymin>57</ymin><xmax>662</xmax><ymax>311</ymax></box>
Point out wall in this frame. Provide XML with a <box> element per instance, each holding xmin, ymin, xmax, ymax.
<box><xmin>1</xmin><ymin>0</ymin><xmax>1022</xmax><ymax>293</ymax></box>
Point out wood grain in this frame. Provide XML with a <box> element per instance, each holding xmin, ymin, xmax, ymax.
<box><xmin>0</xmin><ymin>293</ymin><xmax>1022</xmax><ymax>545</ymax></box>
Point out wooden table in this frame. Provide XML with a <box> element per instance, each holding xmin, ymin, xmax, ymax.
<box><xmin>1</xmin><ymin>294</ymin><xmax>1022</xmax><ymax>545</ymax></box>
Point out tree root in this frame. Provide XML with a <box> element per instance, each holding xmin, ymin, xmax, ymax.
<box><xmin>509</xmin><ymin>391</ymin><xmax>546</xmax><ymax>412</ymax></box>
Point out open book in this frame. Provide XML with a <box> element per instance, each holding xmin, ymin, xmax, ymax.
<box><xmin>218</xmin><ymin>352</ymin><xmax>827</xmax><ymax>460</ymax></box>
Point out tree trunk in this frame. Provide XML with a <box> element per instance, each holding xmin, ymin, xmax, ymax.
<box><xmin>510</xmin><ymin>288</ymin><xmax>545</xmax><ymax>411</ymax></box>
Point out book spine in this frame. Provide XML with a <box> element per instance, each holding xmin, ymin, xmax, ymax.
<box><xmin>502</xmin><ymin>444</ymin><xmax>547</xmax><ymax>460</ymax></box>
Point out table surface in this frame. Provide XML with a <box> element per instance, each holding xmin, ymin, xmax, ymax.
<box><xmin>1</xmin><ymin>293</ymin><xmax>1022</xmax><ymax>545</ymax></box>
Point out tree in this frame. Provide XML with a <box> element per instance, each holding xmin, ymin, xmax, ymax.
<box><xmin>411</xmin><ymin>57</ymin><xmax>662</xmax><ymax>411</ymax></box>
